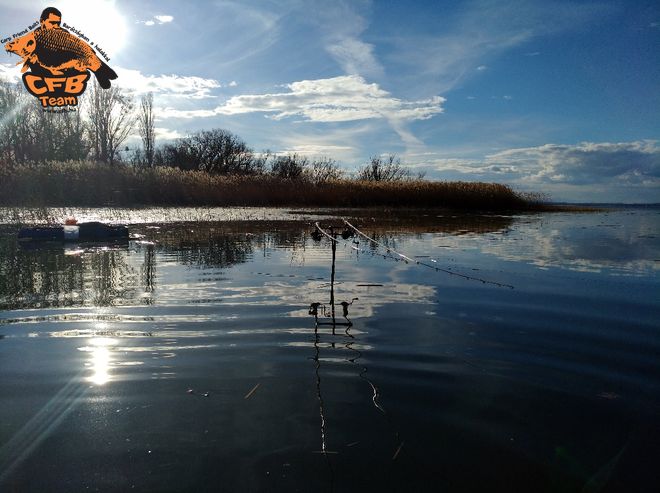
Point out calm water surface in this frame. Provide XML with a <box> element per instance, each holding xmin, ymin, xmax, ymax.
<box><xmin>0</xmin><ymin>207</ymin><xmax>658</xmax><ymax>492</ymax></box>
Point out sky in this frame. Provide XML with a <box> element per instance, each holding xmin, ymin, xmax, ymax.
<box><xmin>1</xmin><ymin>0</ymin><xmax>659</xmax><ymax>202</ymax></box>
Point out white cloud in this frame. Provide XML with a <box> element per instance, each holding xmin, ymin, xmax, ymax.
<box><xmin>157</xmin><ymin>107</ymin><xmax>217</xmax><ymax>119</ymax></box>
<box><xmin>486</xmin><ymin>141</ymin><xmax>660</xmax><ymax>185</ymax></box>
<box><xmin>158</xmin><ymin>75</ymin><xmax>444</xmax><ymax>122</ymax></box>
<box><xmin>115</xmin><ymin>68</ymin><xmax>222</xmax><ymax>98</ymax></box>
<box><xmin>277</xmin><ymin>144</ymin><xmax>353</xmax><ymax>156</ymax></box>
<box><xmin>154</xmin><ymin>15</ymin><xmax>174</xmax><ymax>24</ymax></box>
<box><xmin>138</xmin><ymin>14</ymin><xmax>174</xmax><ymax>26</ymax></box>
<box><xmin>476</xmin><ymin>65</ymin><xmax>487</xmax><ymax>71</ymax></box>
<box><xmin>0</xmin><ymin>63</ymin><xmax>21</xmax><ymax>83</ymax></box>
<box><xmin>155</xmin><ymin>127</ymin><xmax>185</xmax><ymax>140</ymax></box>
<box><xmin>193</xmin><ymin>2</ymin><xmax>280</xmax><ymax>67</ymax></box>
<box><xmin>326</xmin><ymin>37</ymin><xmax>382</xmax><ymax>78</ymax></box>
<box><xmin>273</xmin><ymin>123</ymin><xmax>375</xmax><ymax>164</ymax></box>
<box><xmin>419</xmin><ymin>157</ymin><xmax>484</xmax><ymax>173</ymax></box>
<box><xmin>415</xmin><ymin>141</ymin><xmax>660</xmax><ymax>187</ymax></box>
<box><xmin>310</xmin><ymin>1</ymin><xmax>383</xmax><ymax>78</ymax></box>
<box><xmin>403</xmin><ymin>141</ymin><xmax>660</xmax><ymax>202</ymax></box>
<box><xmin>4</xmin><ymin>63</ymin><xmax>225</xmax><ymax>101</ymax></box>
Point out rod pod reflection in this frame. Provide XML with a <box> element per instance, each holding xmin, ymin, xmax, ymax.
<box><xmin>309</xmin><ymin>224</ymin><xmax>356</xmax><ymax>333</ymax></box>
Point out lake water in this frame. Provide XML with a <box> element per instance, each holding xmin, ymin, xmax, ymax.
<box><xmin>0</xmin><ymin>207</ymin><xmax>658</xmax><ymax>492</ymax></box>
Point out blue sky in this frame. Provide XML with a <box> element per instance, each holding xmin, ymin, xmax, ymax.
<box><xmin>1</xmin><ymin>0</ymin><xmax>659</xmax><ymax>202</ymax></box>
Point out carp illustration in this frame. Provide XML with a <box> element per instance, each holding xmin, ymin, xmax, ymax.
<box><xmin>5</xmin><ymin>29</ymin><xmax>117</xmax><ymax>89</ymax></box>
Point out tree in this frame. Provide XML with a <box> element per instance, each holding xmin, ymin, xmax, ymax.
<box><xmin>357</xmin><ymin>154</ymin><xmax>412</xmax><ymax>181</ymax></box>
<box><xmin>271</xmin><ymin>153</ymin><xmax>308</xmax><ymax>179</ymax></box>
<box><xmin>305</xmin><ymin>157</ymin><xmax>343</xmax><ymax>184</ymax></box>
<box><xmin>157</xmin><ymin>140</ymin><xmax>198</xmax><ymax>170</ymax></box>
<box><xmin>0</xmin><ymin>82</ymin><xmax>33</xmax><ymax>164</ymax></box>
<box><xmin>191</xmin><ymin>129</ymin><xmax>257</xmax><ymax>174</ymax></box>
<box><xmin>30</xmin><ymin>103</ymin><xmax>88</xmax><ymax>162</ymax></box>
<box><xmin>155</xmin><ymin>129</ymin><xmax>264</xmax><ymax>175</ymax></box>
<box><xmin>138</xmin><ymin>92</ymin><xmax>155</xmax><ymax>167</ymax></box>
<box><xmin>87</xmin><ymin>81</ymin><xmax>135</xmax><ymax>165</ymax></box>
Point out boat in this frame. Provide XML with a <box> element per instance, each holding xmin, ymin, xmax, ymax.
<box><xmin>18</xmin><ymin>219</ymin><xmax>129</xmax><ymax>242</ymax></box>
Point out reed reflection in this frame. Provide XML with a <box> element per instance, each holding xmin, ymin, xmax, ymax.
<box><xmin>0</xmin><ymin>236</ymin><xmax>135</xmax><ymax>310</ymax></box>
<box><xmin>141</xmin><ymin>243</ymin><xmax>155</xmax><ymax>303</ymax></box>
<box><xmin>0</xmin><ymin>224</ymin><xmax>269</xmax><ymax>310</ymax></box>
<box><xmin>0</xmin><ymin>215</ymin><xmax>516</xmax><ymax>312</ymax></box>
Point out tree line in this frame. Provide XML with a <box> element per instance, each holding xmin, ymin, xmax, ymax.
<box><xmin>0</xmin><ymin>80</ymin><xmax>143</xmax><ymax>166</ymax></box>
<box><xmin>0</xmin><ymin>80</ymin><xmax>419</xmax><ymax>182</ymax></box>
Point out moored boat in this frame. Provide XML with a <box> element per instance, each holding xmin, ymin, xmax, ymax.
<box><xmin>18</xmin><ymin>220</ymin><xmax>129</xmax><ymax>242</ymax></box>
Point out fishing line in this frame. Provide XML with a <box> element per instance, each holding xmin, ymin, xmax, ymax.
<box><xmin>342</xmin><ymin>219</ymin><xmax>514</xmax><ymax>289</ymax></box>
<box><xmin>314</xmin><ymin>222</ymin><xmax>413</xmax><ymax>265</ymax></box>
<box><xmin>313</xmin><ymin>222</ymin><xmax>399</xmax><ymax>262</ymax></box>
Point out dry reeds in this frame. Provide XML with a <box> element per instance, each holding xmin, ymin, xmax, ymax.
<box><xmin>0</xmin><ymin>161</ymin><xmax>541</xmax><ymax>211</ymax></box>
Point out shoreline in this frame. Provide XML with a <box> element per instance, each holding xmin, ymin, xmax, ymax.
<box><xmin>0</xmin><ymin>204</ymin><xmax>605</xmax><ymax>227</ymax></box>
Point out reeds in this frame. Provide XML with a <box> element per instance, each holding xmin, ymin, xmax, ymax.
<box><xmin>0</xmin><ymin>161</ymin><xmax>542</xmax><ymax>211</ymax></box>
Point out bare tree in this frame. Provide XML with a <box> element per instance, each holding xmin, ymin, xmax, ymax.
<box><xmin>357</xmin><ymin>154</ymin><xmax>412</xmax><ymax>181</ymax></box>
<box><xmin>138</xmin><ymin>92</ymin><xmax>155</xmax><ymax>167</ymax></box>
<box><xmin>305</xmin><ymin>157</ymin><xmax>343</xmax><ymax>184</ymax></box>
<box><xmin>87</xmin><ymin>81</ymin><xmax>135</xmax><ymax>165</ymax></box>
<box><xmin>157</xmin><ymin>129</ymin><xmax>263</xmax><ymax>175</ymax></box>
<box><xmin>271</xmin><ymin>153</ymin><xmax>308</xmax><ymax>179</ymax></box>
<box><xmin>0</xmin><ymin>82</ymin><xmax>33</xmax><ymax>164</ymax></box>
<box><xmin>191</xmin><ymin>129</ymin><xmax>256</xmax><ymax>174</ymax></box>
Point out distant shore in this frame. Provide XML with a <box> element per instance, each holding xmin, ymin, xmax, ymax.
<box><xmin>0</xmin><ymin>161</ymin><xmax>565</xmax><ymax>211</ymax></box>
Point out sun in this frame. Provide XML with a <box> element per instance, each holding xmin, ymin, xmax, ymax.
<box><xmin>48</xmin><ymin>0</ymin><xmax>128</xmax><ymax>57</ymax></box>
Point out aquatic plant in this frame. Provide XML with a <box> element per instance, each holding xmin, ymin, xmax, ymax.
<box><xmin>0</xmin><ymin>160</ymin><xmax>543</xmax><ymax>211</ymax></box>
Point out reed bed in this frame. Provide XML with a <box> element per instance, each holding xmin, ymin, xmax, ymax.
<box><xmin>0</xmin><ymin>161</ymin><xmax>543</xmax><ymax>211</ymax></box>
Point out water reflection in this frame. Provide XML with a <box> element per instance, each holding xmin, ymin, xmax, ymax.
<box><xmin>1</xmin><ymin>209</ymin><xmax>656</xmax><ymax>318</ymax></box>
<box><xmin>309</xmin><ymin>225</ymin><xmax>353</xmax><ymax>460</ymax></box>
<box><xmin>458</xmin><ymin>210</ymin><xmax>659</xmax><ymax>275</ymax></box>
<box><xmin>0</xmin><ymin>238</ymin><xmax>136</xmax><ymax>310</ymax></box>
<box><xmin>308</xmin><ymin>225</ymin><xmax>403</xmax><ymax>474</ymax></box>
<box><xmin>0</xmin><ymin>208</ymin><xmax>658</xmax><ymax>491</ymax></box>
<box><xmin>86</xmin><ymin>338</ymin><xmax>114</xmax><ymax>385</ymax></box>
<box><xmin>0</xmin><ymin>224</ymin><xmax>262</xmax><ymax>310</ymax></box>
<box><xmin>0</xmin><ymin>219</ymin><xmax>461</xmax><ymax>312</ymax></box>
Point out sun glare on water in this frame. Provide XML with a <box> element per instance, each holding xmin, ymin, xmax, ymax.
<box><xmin>87</xmin><ymin>336</ymin><xmax>116</xmax><ymax>386</ymax></box>
<box><xmin>53</xmin><ymin>0</ymin><xmax>128</xmax><ymax>57</ymax></box>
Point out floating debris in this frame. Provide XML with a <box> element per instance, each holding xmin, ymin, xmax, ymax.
<box><xmin>244</xmin><ymin>383</ymin><xmax>260</xmax><ymax>400</ymax></box>
<box><xmin>392</xmin><ymin>442</ymin><xmax>404</xmax><ymax>461</ymax></box>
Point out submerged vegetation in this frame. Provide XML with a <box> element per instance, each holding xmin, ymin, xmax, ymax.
<box><xmin>0</xmin><ymin>160</ymin><xmax>543</xmax><ymax>210</ymax></box>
